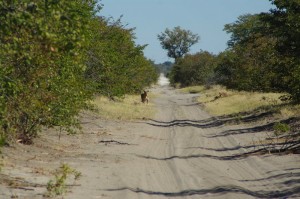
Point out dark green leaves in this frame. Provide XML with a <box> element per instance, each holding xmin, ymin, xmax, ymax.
<box><xmin>169</xmin><ymin>51</ymin><xmax>217</xmax><ymax>87</ymax></box>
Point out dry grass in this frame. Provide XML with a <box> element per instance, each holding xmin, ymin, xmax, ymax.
<box><xmin>91</xmin><ymin>94</ymin><xmax>156</xmax><ymax>120</ymax></box>
<box><xmin>196</xmin><ymin>85</ymin><xmax>300</xmax><ymax>117</ymax></box>
<box><xmin>277</xmin><ymin>104</ymin><xmax>300</xmax><ymax>118</ymax></box>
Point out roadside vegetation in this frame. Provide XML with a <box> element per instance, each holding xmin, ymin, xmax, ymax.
<box><xmin>0</xmin><ymin>0</ymin><xmax>298</xmax><ymax>151</ymax></box>
<box><xmin>183</xmin><ymin>85</ymin><xmax>299</xmax><ymax>118</ymax></box>
<box><xmin>181</xmin><ymin>86</ymin><xmax>300</xmax><ymax>123</ymax></box>
<box><xmin>195</xmin><ymin>85</ymin><xmax>281</xmax><ymax>115</ymax></box>
<box><xmin>92</xmin><ymin>94</ymin><xmax>156</xmax><ymax>121</ymax></box>
<box><xmin>180</xmin><ymin>85</ymin><xmax>300</xmax><ymax>154</ymax></box>
<box><xmin>0</xmin><ymin>0</ymin><xmax>158</xmax><ymax>144</ymax></box>
<box><xmin>45</xmin><ymin>163</ymin><xmax>81</xmax><ymax>197</ymax></box>
<box><xmin>163</xmin><ymin>1</ymin><xmax>300</xmax><ymax>103</ymax></box>
<box><xmin>160</xmin><ymin>1</ymin><xmax>300</xmax><ymax>154</ymax></box>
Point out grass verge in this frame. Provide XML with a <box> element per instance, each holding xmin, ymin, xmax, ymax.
<box><xmin>181</xmin><ymin>85</ymin><xmax>300</xmax><ymax>154</ymax></box>
<box><xmin>91</xmin><ymin>94</ymin><xmax>156</xmax><ymax>120</ymax></box>
<box><xmin>192</xmin><ymin>85</ymin><xmax>299</xmax><ymax>118</ymax></box>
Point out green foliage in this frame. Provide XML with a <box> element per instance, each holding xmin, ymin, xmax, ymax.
<box><xmin>216</xmin><ymin>2</ymin><xmax>300</xmax><ymax>102</ymax></box>
<box><xmin>0</xmin><ymin>134</ymin><xmax>7</xmax><ymax>147</ymax></box>
<box><xmin>0</xmin><ymin>0</ymin><xmax>99</xmax><ymax>143</ymax></box>
<box><xmin>262</xmin><ymin>0</ymin><xmax>300</xmax><ymax>102</ymax></box>
<box><xmin>85</xmin><ymin>17</ymin><xmax>158</xmax><ymax>98</ymax></box>
<box><xmin>158</xmin><ymin>26</ymin><xmax>199</xmax><ymax>62</ymax></box>
<box><xmin>273</xmin><ymin>122</ymin><xmax>291</xmax><ymax>136</ymax></box>
<box><xmin>169</xmin><ymin>51</ymin><xmax>217</xmax><ymax>87</ymax></box>
<box><xmin>0</xmin><ymin>0</ymin><xmax>157</xmax><ymax>143</ymax></box>
<box><xmin>216</xmin><ymin>14</ymin><xmax>278</xmax><ymax>92</ymax></box>
<box><xmin>0</xmin><ymin>155</ymin><xmax>2</xmax><ymax>172</ymax></box>
<box><xmin>45</xmin><ymin>163</ymin><xmax>81</xmax><ymax>197</ymax></box>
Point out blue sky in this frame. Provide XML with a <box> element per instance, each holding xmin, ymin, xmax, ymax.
<box><xmin>99</xmin><ymin>0</ymin><xmax>274</xmax><ymax>64</ymax></box>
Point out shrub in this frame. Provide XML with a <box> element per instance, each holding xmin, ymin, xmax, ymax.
<box><xmin>0</xmin><ymin>0</ymin><xmax>99</xmax><ymax>142</ymax></box>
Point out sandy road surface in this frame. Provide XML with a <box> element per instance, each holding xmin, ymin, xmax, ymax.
<box><xmin>65</xmin><ymin>84</ymin><xmax>299</xmax><ymax>199</ymax></box>
<box><xmin>1</xmin><ymin>78</ymin><xmax>299</xmax><ymax>198</ymax></box>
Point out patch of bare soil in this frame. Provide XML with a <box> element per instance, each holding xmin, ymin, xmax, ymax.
<box><xmin>0</xmin><ymin>85</ymin><xmax>299</xmax><ymax>199</ymax></box>
<box><xmin>0</xmin><ymin>115</ymin><xmax>128</xmax><ymax>198</ymax></box>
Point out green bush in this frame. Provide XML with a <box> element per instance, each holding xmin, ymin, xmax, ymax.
<box><xmin>169</xmin><ymin>51</ymin><xmax>217</xmax><ymax>87</ymax></box>
<box><xmin>273</xmin><ymin>122</ymin><xmax>291</xmax><ymax>136</ymax></box>
<box><xmin>0</xmin><ymin>0</ymin><xmax>99</xmax><ymax>142</ymax></box>
<box><xmin>0</xmin><ymin>1</ymin><xmax>158</xmax><ymax>144</ymax></box>
<box><xmin>85</xmin><ymin>17</ymin><xmax>158</xmax><ymax>98</ymax></box>
<box><xmin>45</xmin><ymin>163</ymin><xmax>81</xmax><ymax>197</ymax></box>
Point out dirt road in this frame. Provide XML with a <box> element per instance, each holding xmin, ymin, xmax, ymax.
<box><xmin>66</xmin><ymin>84</ymin><xmax>299</xmax><ymax>198</ymax></box>
<box><xmin>1</xmin><ymin>79</ymin><xmax>299</xmax><ymax>198</ymax></box>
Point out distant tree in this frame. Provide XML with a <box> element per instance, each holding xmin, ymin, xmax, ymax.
<box><xmin>157</xmin><ymin>26</ymin><xmax>199</xmax><ymax>62</ymax></box>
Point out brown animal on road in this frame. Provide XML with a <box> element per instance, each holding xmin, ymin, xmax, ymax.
<box><xmin>141</xmin><ymin>90</ymin><xmax>148</xmax><ymax>104</ymax></box>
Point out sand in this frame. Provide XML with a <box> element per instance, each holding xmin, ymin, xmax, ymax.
<box><xmin>0</xmin><ymin>76</ymin><xmax>299</xmax><ymax>198</ymax></box>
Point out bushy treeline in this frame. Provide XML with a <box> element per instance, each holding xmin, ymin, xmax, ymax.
<box><xmin>0</xmin><ymin>0</ymin><xmax>158</xmax><ymax>143</ymax></box>
<box><xmin>169</xmin><ymin>0</ymin><xmax>300</xmax><ymax>102</ymax></box>
<box><xmin>85</xmin><ymin>17</ymin><xmax>158</xmax><ymax>98</ymax></box>
<box><xmin>170</xmin><ymin>51</ymin><xmax>217</xmax><ymax>87</ymax></box>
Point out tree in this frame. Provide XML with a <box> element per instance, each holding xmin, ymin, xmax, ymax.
<box><xmin>0</xmin><ymin>0</ymin><xmax>158</xmax><ymax>144</ymax></box>
<box><xmin>261</xmin><ymin>0</ymin><xmax>300</xmax><ymax>101</ymax></box>
<box><xmin>214</xmin><ymin>1</ymin><xmax>300</xmax><ymax>102</ymax></box>
<box><xmin>157</xmin><ymin>26</ymin><xmax>199</xmax><ymax>62</ymax></box>
<box><xmin>170</xmin><ymin>51</ymin><xmax>217</xmax><ymax>87</ymax></box>
<box><xmin>0</xmin><ymin>0</ymin><xmax>99</xmax><ymax>143</ymax></box>
<box><xmin>217</xmin><ymin>14</ymin><xmax>279</xmax><ymax>92</ymax></box>
<box><xmin>85</xmin><ymin>17</ymin><xmax>158</xmax><ymax>98</ymax></box>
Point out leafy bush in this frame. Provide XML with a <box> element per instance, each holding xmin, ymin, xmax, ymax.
<box><xmin>85</xmin><ymin>17</ymin><xmax>158</xmax><ymax>98</ymax></box>
<box><xmin>169</xmin><ymin>51</ymin><xmax>217</xmax><ymax>87</ymax></box>
<box><xmin>215</xmin><ymin>14</ymin><xmax>279</xmax><ymax>92</ymax></box>
<box><xmin>0</xmin><ymin>1</ymin><xmax>158</xmax><ymax>144</ymax></box>
<box><xmin>0</xmin><ymin>0</ymin><xmax>99</xmax><ymax>143</ymax></box>
<box><xmin>216</xmin><ymin>3</ymin><xmax>300</xmax><ymax>102</ymax></box>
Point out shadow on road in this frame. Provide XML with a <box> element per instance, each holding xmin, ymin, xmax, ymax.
<box><xmin>146</xmin><ymin>118</ymin><xmax>223</xmax><ymax>128</ymax></box>
<box><xmin>146</xmin><ymin>115</ymin><xmax>298</xmax><ymax>135</ymax></box>
<box><xmin>184</xmin><ymin>140</ymin><xmax>299</xmax><ymax>153</ymax></box>
<box><xmin>206</xmin><ymin>117</ymin><xmax>298</xmax><ymax>138</ymax></box>
<box><xmin>103</xmin><ymin>184</ymin><xmax>300</xmax><ymax>198</ymax></box>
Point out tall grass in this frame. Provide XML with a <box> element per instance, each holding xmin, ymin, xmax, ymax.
<box><xmin>92</xmin><ymin>94</ymin><xmax>156</xmax><ymax>120</ymax></box>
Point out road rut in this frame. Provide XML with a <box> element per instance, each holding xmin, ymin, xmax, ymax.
<box><xmin>65</xmin><ymin>85</ymin><xmax>300</xmax><ymax>199</ymax></box>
